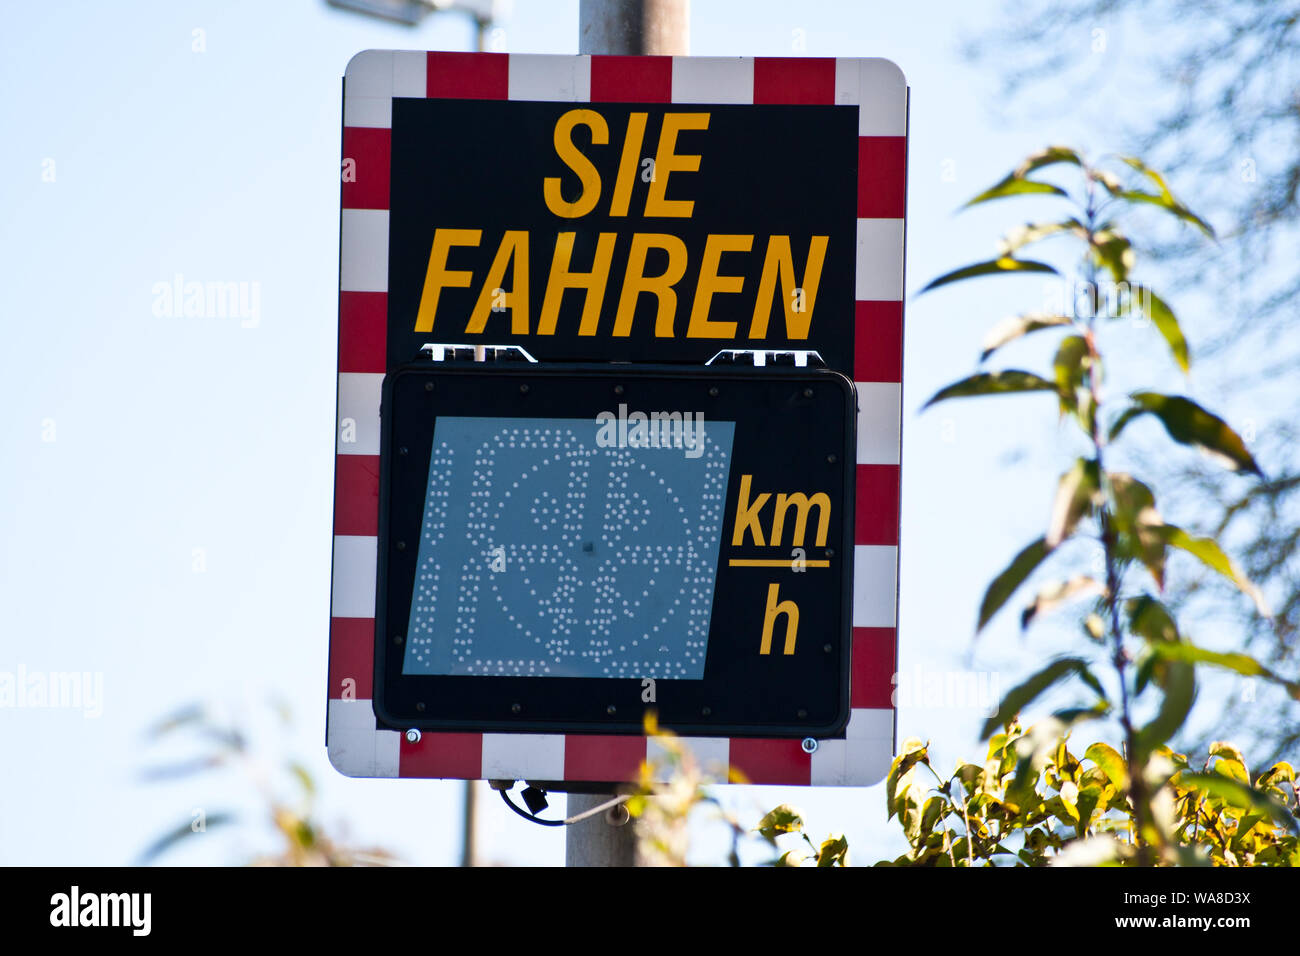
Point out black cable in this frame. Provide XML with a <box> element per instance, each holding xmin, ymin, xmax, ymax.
<box><xmin>498</xmin><ymin>787</ymin><xmax>630</xmax><ymax>827</ymax></box>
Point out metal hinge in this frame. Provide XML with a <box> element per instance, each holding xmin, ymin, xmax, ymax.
<box><xmin>705</xmin><ymin>349</ymin><xmax>825</xmax><ymax>368</ymax></box>
<box><xmin>418</xmin><ymin>343</ymin><xmax>538</xmax><ymax>363</ymax></box>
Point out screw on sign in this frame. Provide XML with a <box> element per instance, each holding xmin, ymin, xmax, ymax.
<box><xmin>329</xmin><ymin>52</ymin><xmax>906</xmax><ymax>789</ymax></box>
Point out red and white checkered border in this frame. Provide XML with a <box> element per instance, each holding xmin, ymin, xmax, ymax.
<box><xmin>330</xmin><ymin>52</ymin><xmax>906</xmax><ymax>786</ymax></box>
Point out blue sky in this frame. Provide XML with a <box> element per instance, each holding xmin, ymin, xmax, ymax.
<box><xmin>1</xmin><ymin>0</ymin><xmax>1231</xmax><ymax>865</ymax></box>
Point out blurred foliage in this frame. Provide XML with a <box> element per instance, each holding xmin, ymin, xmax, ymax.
<box><xmin>878</xmin><ymin>729</ymin><xmax>1297</xmax><ymax>866</ymax></box>
<box><xmin>626</xmin><ymin>713</ymin><xmax>848</xmax><ymax>866</ymax></box>
<box><xmin>883</xmin><ymin>146</ymin><xmax>1295</xmax><ymax>864</ymax></box>
<box><xmin>138</xmin><ymin>702</ymin><xmax>393</xmax><ymax>866</ymax></box>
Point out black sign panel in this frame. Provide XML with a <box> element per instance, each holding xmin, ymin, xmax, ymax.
<box><xmin>374</xmin><ymin>363</ymin><xmax>855</xmax><ymax>737</ymax></box>
<box><xmin>387</xmin><ymin>99</ymin><xmax>858</xmax><ymax>371</ymax></box>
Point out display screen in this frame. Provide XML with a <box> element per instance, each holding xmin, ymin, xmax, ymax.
<box><xmin>403</xmin><ymin>416</ymin><xmax>736</xmax><ymax>680</ymax></box>
<box><xmin>374</xmin><ymin>364</ymin><xmax>855</xmax><ymax>738</ymax></box>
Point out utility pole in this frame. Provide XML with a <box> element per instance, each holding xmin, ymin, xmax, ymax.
<box><xmin>565</xmin><ymin>794</ymin><xmax>637</xmax><ymax>866</ymax></box>
<box><xmin>566</xmin><ymin>0</ymin><xmax>689</xmax><ymax>868</ymax></box>
<box><xmin>461</xmin><ymin>781</ymin><xmax>477</xmax><ymax>867</ymax></box>
<box><xmin>579</xmin><ymin>0</ymin><xmax>689</xmax><ymax>55</ymax></box>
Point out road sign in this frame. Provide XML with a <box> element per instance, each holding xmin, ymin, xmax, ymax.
<box><xmin>330</xmin><ymin>51</ymin><xmax>907</xmax><ymax>787</ymax></box>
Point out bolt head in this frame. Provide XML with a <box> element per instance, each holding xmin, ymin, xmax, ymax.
<box><xmin>405</xmin><ymin>728</ymin><xmax>422</xmax><ymax>744</ymax></box>
<box><xmin>801</xmin><ymin>737</ymin><xmax>818</xmax><ymax>754</ymax></box>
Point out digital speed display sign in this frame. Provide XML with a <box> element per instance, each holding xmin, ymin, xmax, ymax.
<box><xmin>330</xmin><ymin>51</ymin><xmax>906</xmax><ymax>787</ymax></box>
<box><xmin>375</xmin><ymin>363</ymin><xmax>855</xmax><ymax>737</ymax></box>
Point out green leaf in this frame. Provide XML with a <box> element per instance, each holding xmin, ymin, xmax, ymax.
<box><xmin>1231</xmin><ymin>812</ymin><xmax>1268</xmax><ymax>847</ymax></box>
<box><xmin>981</xmin><ymin>658</ymin><xmax>1104</xmax><ymax>740</ymax></box>
<box><xmin>1150</xmin><ymin>642</ymin><xmax>1268</xmax><ymax>678</ymax></box>
<box><xmin>1051</xmin><ymin>701</ymin><xmax>1111</xmax><ymax>726</ymax></box>
<box><xmin>924</xmin><ymin>370</ymin><xmax>1062</xmax><ymax>410</ymax></box>
<box><xmin>965</xmin><ymin>179</ymin><xmax>1069</xmax><ymax>207</ymax></box>
<box><xmin>979</xmin><ymin>537</ymin><xmax>1051</xmax><ymax>631</ymax></box>
<box><xmin>1127</xmin><ymin>286</ymin><xmax>1189</xmax><ymax>374</ymax></box>
<box><xmin>1113</xmin><ymin>190</ymin><xmax>1215</xmax><ymax>237</ymax></box>
<box><xmin>968</xmin><ymin>146</ymin><xmax>1084</xmax><ymax>207</ymax></box>
<box><xmin>886</xmin><ymin>740</ymin><xmax>929</xmax><ymax>821</ymax></box>
<box><xmin>1109</xmin><ymin>392</ymin><xmax>1262</xmax><ymax>477</ymax></box>
<box><xmin>921</xmin><ymin>257</ymin><xmax>1058</xmax><ymax>293</ymax></box>
<box><xmin>288</xmin><ymin>762</ymin><xmax>316</xmax><ymax>799</ymax></box>
<box><xmin>756</xmin><ymin>804</ymin><xmax>805</xmax><ymax>841</ymax></box>
<box><xmin>1257</xmin><ymin>763</ymin><xmax>1296</xmax><ymax>788</ymax></box>
<box><xmin>1176</xmin><ymin>774</ymin><xmax>1298</xmax><ymax>833</ymax></box>
<box><xmin>1085</xmin><ymin>742</ymin><xmax>1129</xmax><ymax>790</ymax></box>
<box><xmin>1090</xmin><ymin>167</ymin><xmax>1124</xmax><ymax>192</ymax></box>
<box><xmin>1109</xmin><ymin>474</ymin><xmax>1167</xmax><ymax>589</ymax></box>
<box><xmin>1043</xmin><ymin>793</ymin><xmax>1080</xmax><ymax>827</ymax></box>
<box><xmin>815</xmin><ymin>834</ymin><xmax>850</xmax><ymax>867</ymax></box>
<box><xmin>980</xmin><ymin>313</ymin><xmax>1074</xmax><ymax>361</ymax></box>
<box><xmin>1147</xmin><ymin>640</ymin><xmax>1298</xmax><ymax>698</ymax></box>
<box><xmin>1089</xmin><ymin>229</ymin><xmax>1135</xmax><ymax>284</ymax></box>
<box><xmin>1021</xmin><ymin>576</ymin><xmax>1104</xmax><ymax>630</ymax></box>
<box><xmin>1047</xmin><ymin>458</ymin><xmax>1101</xmax><ymax>547</ymax></box>
<box><xmin>1135</xmin><ymin>661</ymin><xmax>1195</xmax><ymax>761</ymax></box>
<box><xmin>997</xmin><ymin>219</ymin><xmax>1085</xmax><ymax>257</ymax></box>
<box><xmin>918</xmin><ymin>794</ymin><xmax>946</xmax><ymax>843</ymax></box>
<box><xmin>1134</xmin><ymin>651</ymin><xmax>1160</xmax><ymax>697</ymax></box>
<box><xmin>1110</xmin><ymin>156</ymin><xmax>1215</xmax><ymax>237</ymax></box>
<box><xmin>1019</xmin><ymin>146</ymin><xmax>1085</xmax><ymax>176</ymax></box>
<box><xmin>1117</xmin><ymin>156</ymin><xmax>1175</xmax><ymax>201</ymax></box>
<box><xmin>900</xmin><ymin>798</ymin><xmax>926</xmax><ymax>845</ymax></box>
<box><xmin>1212</xmin><ymin>756</ymin><xmax>1250</xmax><ymax>785</ymax></box>
<box><xmin>1052</xmin><ymin>335</ymin><xmax>1091</xmax><ymax>414</ymax></box>
<box><xmin>1126</xmin><ymin>594</ymin><xmax>1179</xmax><ymax>644</ymax></box>
<box><xmin>1155</xmin><ymin>524</ymin><xmax>1270</xmax><ymax>617</ymax></box>
<box><xmin>1007</xmin><ymin>714</ymin><xmax>1102</xmax><ymax>802</ymax></box>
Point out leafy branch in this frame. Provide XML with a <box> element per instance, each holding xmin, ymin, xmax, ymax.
<box><xmin>903</xmin><ymin>146</ymin><xmax>1297</xmax><ymax>865</ymax></box>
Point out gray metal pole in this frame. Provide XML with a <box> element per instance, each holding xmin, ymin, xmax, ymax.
<box><xmin>565</xmin><ymin>792</ymin><xmax>637</xmax><ymax>866</ymax></box>
<box><xmin>579</xmin><ymin>0</ymin><xmax>689</xmax><ymax>55</ymax></box>
<box><xmin>461</xmin><ymin>779</ymin><xmax>478</xmax><ymax>866</ymax></box>
<box><xmin>566</xmin><ymin>0</ymin><xmax>688</xmax><ymax>866</ymax></box>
